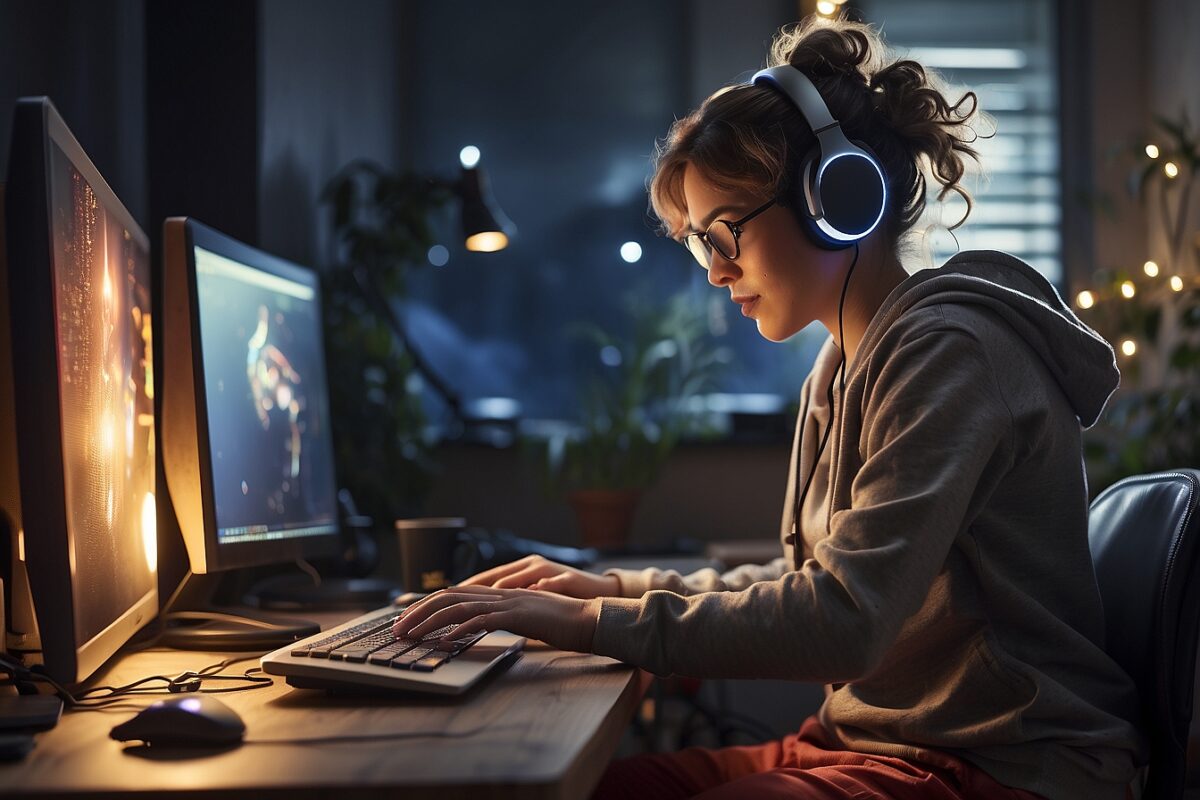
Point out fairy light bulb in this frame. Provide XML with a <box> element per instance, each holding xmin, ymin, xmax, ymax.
<box><xmin>1170</xmin><ymin>275</ymin><xmax>1185</xmax><ymax>292</ymax></box>
<box><xmin>1165</xmin><ymin>161</ymin><xmax>1180</xmax><ymax>179</ymax></box>
<box><xmin>1143</xmin><ymin>260</ymin><xmax>1159</xmax><ymax>277</ymax></box>
<box><xmin>1120</xmin><ymin>339</ymin><xmax>1137</xmax><ymax>357</ymax></box>
<box><xmin>1145</xmin><ymin>144</ymin><xmax>1160</xmax><ymax>159</ymax></box>
<box><xmin>817</xmin><ymin>0</ymin><xmax>836</xmax><ymax>14</ymax></box>
<box><xmin>1076</xmin><ymin>290</ymin><xmax>1095</xmax><ymax>309</ymax></box>
<box><xmin>1120</xmin><ymin>280</ymin><xmax>1136</xmax><ymax>299</ymax></box>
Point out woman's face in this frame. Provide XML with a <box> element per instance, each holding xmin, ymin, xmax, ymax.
<box><xmin>681</xmin><ymin>163</ymin><xmax>844</xmax><ymax>342</ymax></box>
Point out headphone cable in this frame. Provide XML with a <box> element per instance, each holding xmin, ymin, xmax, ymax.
<box><xmin>791</xmin><ymin>242</ymin><xmax>860</xmax><ymax>569</ymax></box>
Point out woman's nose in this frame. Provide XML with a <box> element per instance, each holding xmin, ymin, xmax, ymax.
<box><xmin>706</xmin><ymin>252</ymin><xmax>740</xmax><ymax>287</ymax></box>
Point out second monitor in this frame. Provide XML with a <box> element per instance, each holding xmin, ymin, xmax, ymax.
<box><xmin>161</xmin><ymin>218</ymin><xmax>341</xmax><ymax>576</ymax></box>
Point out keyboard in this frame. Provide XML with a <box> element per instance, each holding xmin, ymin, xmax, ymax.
<box><xmin>260</xmin><ymin>605</ymin><xmax>525</xmax><ymax>695</ymax></box>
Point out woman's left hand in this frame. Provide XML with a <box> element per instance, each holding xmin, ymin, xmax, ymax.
<box><xmin>391</xmin><ymin>585</ymin><xmax>602</xmax><ymax>653</ymax></box>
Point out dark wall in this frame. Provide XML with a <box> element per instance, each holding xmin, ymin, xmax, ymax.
<box><xmin>0</xmin><ymin>0</ymin><xmax>146</xmax><ymax>224</ymax></box>
<box><xmin>258</xmin><ymin>0</ymin><xmax>405</xmax><ymax>269</ymax></box>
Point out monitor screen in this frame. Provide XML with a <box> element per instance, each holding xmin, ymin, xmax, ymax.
<box><xmin>47</xmin><ymin>139</ymin><xmax>157</xmax><ymax>648</ymax></box>
<box><xmin>2</xmin><ymin>97</ymin><xmax>158</xmax><ymax>684</ymax></box>
<box><xmin>161</xmin><ymin>219</ymin><xmax>342</xmax><ymax>574</ymax></box>
<box><xmin>192</xmin><ymin>243</ymin><xmax>339</xmax><ymax>548</ymax></box>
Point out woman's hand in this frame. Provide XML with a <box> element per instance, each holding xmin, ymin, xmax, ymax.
<box><xmin>457</xmin><ymin>554</ymin><xmax>621</xmax><ymax>599</ymax></box>
<box><xmin>391</xmin><ymin>585</ymin><xmax>601</xmax><ymax>653</ymax></box>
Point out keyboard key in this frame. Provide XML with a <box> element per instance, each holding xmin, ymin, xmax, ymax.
<box><xmin>434</xmin><ymin>631</ymin><xmax>486</xmax><ymax>653</ymax></box>
<box><xmin>368</xmin><ymin>639</ymin><xmax>421</xmax><ymax>666</ymax></box>
<box><xmin>411</xmin><ymin>651</ymin><xmax>451</xmax><ymax>671</ymax></box>
<box><xmin>299</xmin><ymin>612</ymin><xmax>399</xmax><ymax>657</ymax></box>
<box><xmin>390</xmin><ymin>645</ymin><xmax>436</xmax><ymax>669</ymax></box>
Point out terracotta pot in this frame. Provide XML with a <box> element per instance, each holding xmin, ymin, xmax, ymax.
<box><xmin>567</xmin><ymin>488</ymin><xmax>642</xmax><ymax>548</ymax></box>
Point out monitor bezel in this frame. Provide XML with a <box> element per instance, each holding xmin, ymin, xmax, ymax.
<box><xmin>179</xmin><ymin>218</ymin><xmax>341</xmax><ymax>573</ymax></box>
<box><xmin>4</xmin><ymin>97</ymin><xmax>158</xmax><ymax>685</ymax></box>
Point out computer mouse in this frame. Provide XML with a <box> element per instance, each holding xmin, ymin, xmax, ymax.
<box><xmin>110</xmin><ymin>695</ymin><xmax>246</xmax><ymax>747</ymax></box>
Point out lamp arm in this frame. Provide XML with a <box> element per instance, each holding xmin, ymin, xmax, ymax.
<box><xmin>349</xmin><ymin>265</ymin><xmax>465</xmax><ymax>424</ymax></box>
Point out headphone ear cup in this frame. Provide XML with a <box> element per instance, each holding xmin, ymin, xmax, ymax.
<box><xmin>790</xmin><ymin>155</ymin><xmax>854</xmax><ymax>251</ymax></box>
<box><xmin>785</xmin><ymin>149</ymin><xmax>846</xmax><ymax>250</ymax></box>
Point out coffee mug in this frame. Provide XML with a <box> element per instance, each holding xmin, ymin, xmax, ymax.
<box><xmin>394</xmin><ymin>517</ymin><xmax>480</xmax><ymax>592</ymax></box>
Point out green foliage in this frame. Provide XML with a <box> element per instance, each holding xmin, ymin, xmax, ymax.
<box><xmin>1083</xmin><ymin>110</ymin><xmax>1200</xmax><ymax>495</ymax></box>
<box><xmin>534</xmin><ymin>290</ymin><xmax>726</xmax><ymax>493</ymax></box>
<box><xmin>320</xmin><ymin>161</ymin><xmax>453</xmax><ymax>520</ymax></box>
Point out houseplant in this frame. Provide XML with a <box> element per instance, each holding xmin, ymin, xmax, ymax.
<box><xmin>320</xmin><ymin>160</ymin><xmax>453</xmax><ymax>522</ymax></box>
<box><xmin>1080</xmin><ymin>110</ymin><xmax>1200</xmax><ymax>495</ymax></box>
<box><xmin>536</xmin><ymin>289</ymin><xmax>726</xmax><ymax>547</ymax></box>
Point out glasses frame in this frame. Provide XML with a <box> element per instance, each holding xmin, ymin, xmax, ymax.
<box><xmin>682</xmin><ymin>198</ymin><xmax>776</xmax><ymax>270</ymax></box>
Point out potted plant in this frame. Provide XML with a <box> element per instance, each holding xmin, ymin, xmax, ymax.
<box><xmin>537</xmin><ymin>290</ymin><xmax>726</xmax><ymax>547</ymax></box>
<box><xmin>321</xmin><ymin>161</ymin><xmax>454</xmax><ymax>523</ymax></box>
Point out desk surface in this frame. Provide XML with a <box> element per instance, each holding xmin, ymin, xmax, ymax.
<box><xmin>1</xmin><ymin>610</ymin><xmax>650</xmax><ymax>799</ymax></box>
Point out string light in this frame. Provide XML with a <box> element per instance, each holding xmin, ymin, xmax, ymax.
<box><xmin>1120</xmin><ymin>339</ymin><xmax>1137</xmax><ymax>357</ymax></box>
<box><xmin>1120</xmin><ymin>280</ymin><xmax>1136</xmax><ymax>299</ymax></box>
<box><xmin>1171</xmin><ymin>275</ymin><xmax>1185</xmax><ymax>292</ymax></box>
<box><xmin>1076</xmin><ymin>290</ymin><xmax>1095</xmax><ymax>309</ymax></box>
<box><xmin>1145</xmin><ymin>144</ymin><xmax>1160</xmax><ymax>159</ymax></box>
<box><xmin>817</xmin><ymin>0</ymin><xmax>836</xmax><ymax>14</ymax></box>
<box><xmin>1143</xmin><ymin>260</ymin><xmax>1159</xmax><ymax>277</ymax></box>
<box><xmin>1164</xmin><ymin>161</ymin><xmax>1180</xmax><ymax>179</ymax></box>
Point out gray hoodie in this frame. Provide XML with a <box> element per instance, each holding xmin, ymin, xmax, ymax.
<box><xmin>592</xmin><ymin>251</ymin><xmax>1148</xmax><ymax>800</ymax></box>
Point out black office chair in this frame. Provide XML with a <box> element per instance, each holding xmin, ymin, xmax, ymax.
<box><xmin>1089</xmin><ymin>469</ymin><xmax>1200</xmax><ymax>800</ymax></box>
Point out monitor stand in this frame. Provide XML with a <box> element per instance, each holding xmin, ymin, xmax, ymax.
<box><xmin>152</xmin><ymin>571</ymin><xmax>321</xmax><ymax>651</ymax></box>
<box><xmin>244</xmin><ymin>572</ymin><xmax>401</xmax><ymax>611</ymax></box>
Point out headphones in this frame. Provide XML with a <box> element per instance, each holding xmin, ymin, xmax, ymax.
<box><xmin>751</xmin><ymin>65</ymin><xmax>887</xmax><ymax>250</ymax></box>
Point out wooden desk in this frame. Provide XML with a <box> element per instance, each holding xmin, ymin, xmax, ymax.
<box><xmin>1</xmin><ymin>611</ymin><xmax>651</xmax><ymax>799</ymax></box>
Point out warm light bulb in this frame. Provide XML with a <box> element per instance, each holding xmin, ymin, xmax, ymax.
<box><xmin>1120</xmin><ymin>280</ymin><xmax>1136</xmax><ymax>299</ymax></box>
<box><xmin>1145</xmin><ymin>144</ymin><xmax>1160</xmax><ymax>159</ymax></box>
<box><xmin>142</xmin><ymin>492</ymin><xmax>157</xmax><ymax>573</ymax></box>
<box><xmin>1120</xmin><ymin>339</ymin><xmax>1137</xmax><ymax>357</ymax></box>
<box><xmin>1170</xmin><ymin>275</ymin><xmax>1185</xmax><ymax>292</ymax></box>
<box><xmin>1143</xmin><ymin>260</ymin><xmax>1159</xmax><ymax>277</ymax></box>
<box><xmin>1165</xmin><ymin>161</ymin><xmax>1180</xmax><ymax>178</ymax></box>
<box><xmin>1076</xmin><ymin>290</ymin><xmax>1095</xmax><ymax>309</ymax></box>
<box><xmin>465</xmin><ymin>231</ymin><xmax>508</xmax><ymax>252</ymax></box>
<box><xmin>817</xmin><ymin>0</ymin><xmax>836</xmax><ymax>13</ymax></box>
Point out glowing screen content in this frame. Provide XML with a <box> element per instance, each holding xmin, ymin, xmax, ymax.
<box><xmin>48</xmin><ymin>141</ymin><xmax>157</xmax><ymax>648</ymax></box>
<box><xmin>193</xmin><ymin>246</ymin><xmax>338</xmax><ymax>546</ymax></box>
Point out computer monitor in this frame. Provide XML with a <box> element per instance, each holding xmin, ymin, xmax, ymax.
<box><xmin>0</xmin><ymin>97</ymin><xmax>158</xmax><ymax>685</ymax></box>
<box><xmin>161</xmin><ymin>218</ymin><xmax>340</xmax><ymax>577</ymax></box>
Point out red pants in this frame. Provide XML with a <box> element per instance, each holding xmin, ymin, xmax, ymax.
<box><xmin>591</xmin><ymin>715</ymin><xmax>1048</xmax><ymax>800</ymax></box>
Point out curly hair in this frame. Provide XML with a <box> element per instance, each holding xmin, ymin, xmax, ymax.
<box><xmin>648</xmin><ymin>14</ymin><xmax>990</xmax><ymax>248</ymax></box>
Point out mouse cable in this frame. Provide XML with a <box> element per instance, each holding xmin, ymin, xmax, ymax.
<box><xmin>0</xmin><ymin>653</ymin><xmax>271</xmax><ymax>709</ymax></box>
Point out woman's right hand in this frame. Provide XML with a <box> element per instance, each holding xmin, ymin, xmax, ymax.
<box><xmin>456</xmin><ymin>555</ymin><xmax>621</xmax><ymax>599</ymax></box>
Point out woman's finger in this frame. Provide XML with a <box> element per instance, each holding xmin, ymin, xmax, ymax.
<box><xmin>457</xmin><ymin>555</ymin><xmax>544</xmax><ymax>586</ymax></box>
<box><xmin>449</xmin><ymin>610</ymin><xmax>513</xmax><ymax>639</ymax></box>
<box><xmin>393</xmin><ymin>591</ymin><xmax>502</xmax><ymax>631</ymax></box>
<box><xmin>401</xmin><ymin>600</ymin><xmax>507</xmax><ymax>640</ymax></box>
<box><xmin>492</xmin><ymin>563</ymin><xmax>559</xmax><ymax>589</ymax></box>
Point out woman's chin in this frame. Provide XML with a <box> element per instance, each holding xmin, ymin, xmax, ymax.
<box><xmin>755</xmin><ymin>319</ymin><xmax>788</xmax><ymax>343</ymax></box>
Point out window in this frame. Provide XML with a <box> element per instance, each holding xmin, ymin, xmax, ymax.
<box><xmin>860</xmin><ymin>0</ymin><xmax>1063</xmax><ymax>282</ymax></box>
<box><xmin>398</xmin><ymin>1</ymin><xmax>1062</xmax><ymax>429</ymax></box>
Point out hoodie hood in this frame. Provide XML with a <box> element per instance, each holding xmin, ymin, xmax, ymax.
<box><xmin>854</xmin><ymin>250</ymin><xmax>1120</xmax><ymax>428</ymax></box>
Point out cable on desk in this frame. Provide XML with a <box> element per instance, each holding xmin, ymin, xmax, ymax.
<box><xmin>0</xmin><ymin>652</ymin><xmax>273</xmax><ymax>709</ymax></box>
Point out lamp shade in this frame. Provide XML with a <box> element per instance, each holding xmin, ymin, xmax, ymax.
<box><xmin>459</xmin><ymin>165</ymin><xmax>515</xmax><ymax>252</ymax></box>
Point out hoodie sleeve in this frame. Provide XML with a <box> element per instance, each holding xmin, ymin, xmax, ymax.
<box><xmin>590</xmin><ymin>327</ymin><xmax>1014</xmax><ymax>680</ymax></box>
<box><xmin>602</xmin><ymin>558</ymin><xmax>790</xmax><ymax>597</ymax></box>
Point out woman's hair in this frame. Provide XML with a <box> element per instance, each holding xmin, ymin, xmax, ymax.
<box><xmin>648</xmin><ymin>14</ymin><xmax>989</xmax><ymax>248</ymax></box>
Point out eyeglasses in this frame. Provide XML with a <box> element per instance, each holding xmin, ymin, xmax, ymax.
<box><xmin>681</xmin><ymin>198</ymin><xmax>776</xmax><ymax>270</ymax></box>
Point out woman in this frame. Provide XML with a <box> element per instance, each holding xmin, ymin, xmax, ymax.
<box><xmin>393</xmin><ymin>15</ymin><xmax>1147</xmax><ymax>800</ymax></box>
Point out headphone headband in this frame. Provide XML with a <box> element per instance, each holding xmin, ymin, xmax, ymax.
<box><xmin>750</xmin><ymin>65</ymin><xmax>887</xmax><ymax>248</ymax></box>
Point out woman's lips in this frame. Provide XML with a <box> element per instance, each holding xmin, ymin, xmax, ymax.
<box><xmin>734</xmin><ymin>296</ymin><xmax>760</xmax><ymax>317</ymax></box>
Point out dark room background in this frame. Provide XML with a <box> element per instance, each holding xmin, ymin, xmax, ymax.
<box><xmin>1</xmin><ymin>0</ymin><xmax>1196</xmax><ymax>545</ymax></box>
